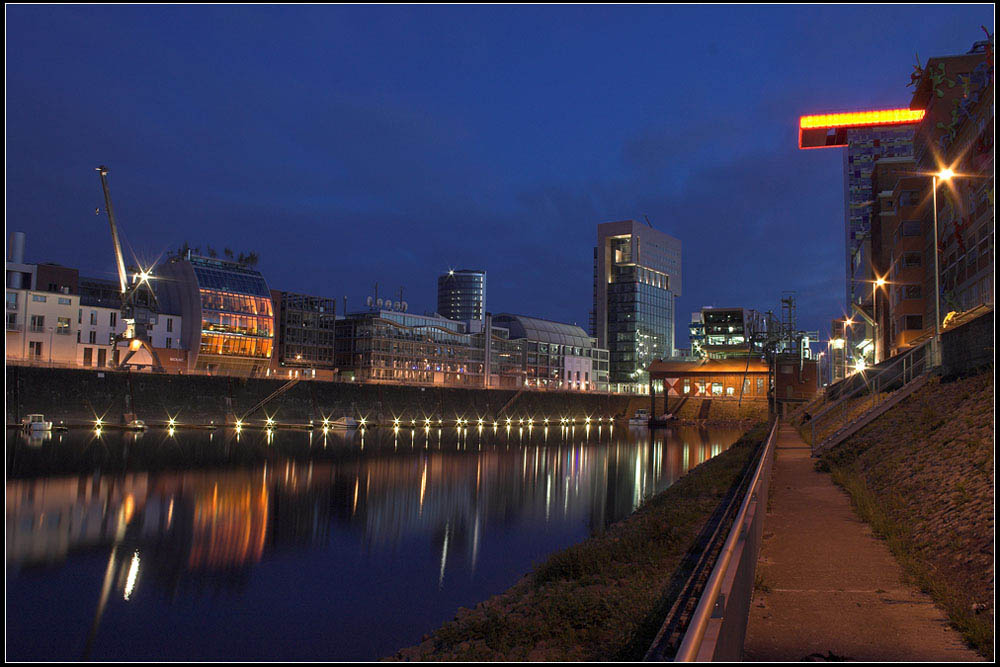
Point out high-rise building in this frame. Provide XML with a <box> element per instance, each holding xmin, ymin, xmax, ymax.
<box><xmin>799</xmin><ymin>108</ymin><xmax>925</xmax><ymax>366</ymax></box>
<box><xmin>437</xmin><ymin>269</ymin><xmax>485</xmax><ymax>322</ymax></box>
<box><xmin>842</xmin><ymin>125</ymin><xmax>916</xmax><ymax>311</ymax></box>
<box><xmin>592</xmin><ymin>219</ymin><xmax>681</xmax><ymax>384</ymax></box>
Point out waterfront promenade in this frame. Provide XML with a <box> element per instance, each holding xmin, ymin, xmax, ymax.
<box><xmin>743</xmin><ymin>424</ymin><xmax>981</xmax><ymax>661</ymax></box>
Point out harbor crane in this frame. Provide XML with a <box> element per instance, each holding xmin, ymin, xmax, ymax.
<box><xmin>95</xmin><ymin>165</ymin><xmax>164</xmax><ymax>372</ymax></box>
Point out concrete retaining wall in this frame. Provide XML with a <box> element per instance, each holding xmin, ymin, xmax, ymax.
<box><xmin>5</xmin><ymin>366</ymin><xmax>632</xmax><ymax>425</ymax></box>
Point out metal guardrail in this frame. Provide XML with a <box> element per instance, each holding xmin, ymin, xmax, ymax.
<box><xmin>810</xmin><ymin>341</ymin><xmax>928</xmax><ymax>452</ymax></box>
<box><xmin>673</xmin><ymin>419</ymin><xmax>779</xmax><ymax>662</ymax></box>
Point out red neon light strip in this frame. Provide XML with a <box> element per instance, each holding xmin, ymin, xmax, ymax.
<box><xmin>799</xmin><ymin>108</ymin><xmax>925</xmax><ymax>130</ymax></box>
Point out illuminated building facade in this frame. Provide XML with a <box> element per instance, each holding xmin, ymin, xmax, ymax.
<box><xmin>270</xmin><ymin>290</ymin><xmax>337</xmax><ymax>376</ymax></box>
<box><xmin>336</xmin><ymin>309</ymin><xmax>486</xmax><ymax>386</ymax></box>
<box><xmin>492</xmin><ymin>313</ymin><xmax>609</xmax><ymax>391</ymax></box>
<box><xmin>437</xmin><ymin>269</ymin><xmax>485</xmax><ymax>322</ymax></box>
<box><xmin>334</xmin><ymin>308</ymin><xmax>611</xmax><ymax>391</ymax></box>
<box><xmin>592</xmin><ymin>220</ymin><xmax>681</xmax><ymax>385</ymax></box>
<box><xmin>157</xmin><ymin>254</ymin><xmax>274</xmax><ymax>376</ymax></box>
<box><xmin>909</xmin><ymin>41</ymin><xmax>994</xmax><ymax>324</ymax></box>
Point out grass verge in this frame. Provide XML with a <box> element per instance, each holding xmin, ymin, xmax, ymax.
<box><xmin>827</xmin><ymin>466</ymin><xmax>993</xmax><ymax>659</ymax></box>
<box><xmin>389</xmin><ymin>421</ymin><xmax>771</xmax><ymax>662</ymax></box>
<box><xmin>820</xmin><ymin>372</ymin><xmax>994</xmax><ymax>659</ymax></box>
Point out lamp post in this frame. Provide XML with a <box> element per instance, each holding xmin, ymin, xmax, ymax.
<box><xmin>872</xmin><ymin>276</ymin><xmax>885</xmax><ymax>365</ymax></box>
<box><xmin>843</xmin><ymin>317</ymin><xmax>854</xmax><ymax>378</ymax></box>
<box><xmin>930</xmin><ymin>169</ymin><xmax>952</xmax><ymax>365</ymax></box>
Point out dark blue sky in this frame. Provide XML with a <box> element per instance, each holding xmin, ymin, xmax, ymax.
<box><xmin>6</xmin><ymin>5</ymin><xmax>993</xmax><ymax>345</ymax></box>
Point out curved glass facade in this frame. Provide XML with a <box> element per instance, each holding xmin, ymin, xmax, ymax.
<box><xmin>190</xmin><ymin>258</ymin><xmax>274</xmax><ymax>373</ymax></box>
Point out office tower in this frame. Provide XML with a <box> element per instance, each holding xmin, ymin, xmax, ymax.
<box><xmin>592</xmin><ymin>219</ymin><xmax>681</xmax><ymax>384</ymax></box>
<box><xmin>437</xmin><ymin>269</ymin><xmax>485</xmax><ymax>322</ymax></box>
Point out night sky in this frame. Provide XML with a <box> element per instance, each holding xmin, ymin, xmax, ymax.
<box><xmin>6</xmin><ymin>5</ymin><xmax>994</xmax><ymax>346</ymax></box>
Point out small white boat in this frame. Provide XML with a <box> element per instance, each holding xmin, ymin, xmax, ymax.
<box><xmin>23</xmin><ymin>414</ymin><xmax>52</xmax><ymax>432</ymax></box>
<box><xmin>327</xmin><ymin>417</ymin><xmax>360</xmax><ymax>430</ymax></box>
<box><xmin>125</xmin><ymin>419</ymin><xmax>147</xmax><ymax>431</ymax></box>
<box><xmin>628</xmin><ymin>409</ymin><xmax>650</xmax><ymax>426</ymax></box>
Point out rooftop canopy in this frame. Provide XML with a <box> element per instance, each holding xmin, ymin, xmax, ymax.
<box><xmin>493</xmin><ymin>313</ymin><xmax>593</xmax><ymax>348</ymax></box>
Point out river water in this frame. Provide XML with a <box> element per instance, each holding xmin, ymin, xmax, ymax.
<box><xmin>6</xmin><ymin>422</ymin><xmax>744</xmax><ymax>660</ymax></box>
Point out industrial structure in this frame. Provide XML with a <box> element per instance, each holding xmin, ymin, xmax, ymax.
<box><xmin>95</xmin><ymin>165</ymin><xmax>164</xmax><ymax>371</ymax></box>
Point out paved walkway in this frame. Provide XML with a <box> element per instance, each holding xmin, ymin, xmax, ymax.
<box><xmin>743</xmin><ymin>424</ymin><xmax>981</xmax><ymax>661</ymax></box>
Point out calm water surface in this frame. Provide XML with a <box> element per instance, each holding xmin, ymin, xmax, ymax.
<box><xmin>6</xmin><ymin>422</ymin><xmax>744</xmax><ymax>660</ymax></box>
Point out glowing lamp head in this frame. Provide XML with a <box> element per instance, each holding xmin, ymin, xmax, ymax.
<box><xmin>854</xmin><ymin>359</ymin><xmax>867</xmax><ymax>373</ymax></box>
<box><xmin>875</xmin><ymin>277</ymin><xmax>886</xmax><ymax>287</ymax></box>
<box><xmin>937</xmin><ymin>168</ymin><xmax>954</xmax><ymax>181</ymax></box>
<box><xmin>129</xmin><ymin>339</ymin><xmax>142</xmax><ymax>351</ymax></box>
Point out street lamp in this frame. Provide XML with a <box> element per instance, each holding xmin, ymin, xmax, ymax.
<box><xmin>930</xmin><ymin>168</ymin><xmax>953</xmax><ymax>362</ymax></box>
<box><xmin>872</xmin><ymin>276</ymin><xmax>886</xmax><ymax>365</ymax></box>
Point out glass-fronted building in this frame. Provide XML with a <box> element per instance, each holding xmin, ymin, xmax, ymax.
<box><xmin>437</xmin><ymin>269</ymin><xmax>485</xmax><ymax>322</ymax></box>
<box><xmin>271</xmin><ymin>291</ymin><xmax>336</xmax><ymax>371</ymax></box>
<box><xmin>334</xmin><ymin>309</ymin><xmax>611</xmax><ymax>392</ymax></box>
<box><xmin>592</xmin><ymin>220</ymin><xmax>681</xmax><ymax>385</ymax></box>
<box><xmin>157</xmin><ymin>254</ymin><xmax>274</xmax><ymax>376</ymax></box>
<box><xmin>336</xmin><ymin>310</ymin><xmax>485</xmax><ymax>386</ymax></box>
<box><xmin>493</xmin><ymin>313</ymin><xmax>609</xmax><ymax>391</ymax></box>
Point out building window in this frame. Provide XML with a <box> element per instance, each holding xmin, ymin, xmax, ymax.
<box><xmin>904</xmin><ymin>285</ymin><xmax>921</xmax><ymax>299</ymax></box>
<box><xmin>28</xmin><ymin>341</ymin><xmax>42</xmax><ymax>358</ymax></box>
<box><xmin>712</xmin><ymin>382</ymin><xmax>723</xmax><ymax>396</ymax></box>
<box><xmin>757</xmin><ymin>377</ymin><xmax>764</xmax><ymax>393</ymax></box>
<box><xmin>89</xmin><ymin>331</ymin><xmax>96</xmax><ymax>344</ymax></box>
<box><xmin>83</xmin><ymin>347</ymin><xmax>93</xmax><ymax>366</ymax></box>
<box><xmin>58</xmin><ymin>297</ymin><xmax>71</xmax><ymax>305</ymax></box>
<box><xmin>726</xmin><ymin>386</ymin><xmax>735</xmax><ymax>397</ymax></box>
<box><xmin>166</xmin><ymin>317</ymin><xmax>173</xmax><ymax>332</ymax></box>
<box><xmin>901</xmin><ymin>221</ymin><xmax>921</xmax><ymax>237</ymax></box>
<box><xmin>90</xmin><ymin>311</ymin><xmax>97</xmax><ymax>325</ymax></box>
<box><xmin>32</xmin><ymin>294</ymin><xmax>47</xmax><ymax>303</ymax></box>
<box><xmin>7</xmin><ymin>292</ymin><xmax>18</xmax><ymax>310</ymax></box>
<box><xmin>30</xmin><ymin>315</ymin><xmax>44</xmax><ymax>332</ymax></box>
<box><xmin>902</xmin><ymin>252</ymin><xmax>922</xmax><ymax>268</ymax></box>
<box><xmin>683</xmin><ymin>378</ymin><xmax>690</xmax><ymax>394</ymax></box>
<box><xmin>78</xmin><ymin>309</ymin><xmax>82</xmax><ymax>324</ymax></box>
<box><xmin>110</xmin><ymin>312</ymin><xmax>117</xmax><ymax>327</ymax></box>
<box><xmin>57</xmin><ymin>317</ymin><xmax>71</xmax><ymax>334</ymax></box>
<box><xmin>904</xmin><ymin>315</ymin><xmax>924</xmax><ymax>330</ymax></box>
<box><xmin>166</xmin><ymin>337</ymin><xmax>172</xmax><ymax>349</ymax></box>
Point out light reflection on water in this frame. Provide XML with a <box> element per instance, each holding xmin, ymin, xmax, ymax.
<box><xmin>6</xmin><ymin>423</ymin><xmax>743</xmax><ymax>661</ymax></box>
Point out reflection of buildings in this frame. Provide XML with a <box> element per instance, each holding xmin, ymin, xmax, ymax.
<box><xmin>7</xmin><ymin>426</ymin><xmax>745</xmax><ymax>599</ymax></box>
<box><xmin>187</xmin><ymin>483</ymin><xmax>269</xmax><ymax>569</ymax></box>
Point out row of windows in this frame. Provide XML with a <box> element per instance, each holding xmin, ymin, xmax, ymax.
<box><xmin>200</xmin><ymin>333</ymin><xmax>273</xmax><ymax>358</ymax></box>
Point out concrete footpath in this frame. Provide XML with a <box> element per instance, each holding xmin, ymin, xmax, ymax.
<box><xmin>743</xmin><ymin>424</ymin><xmax>981</xmax><ymax>661</ymax></box>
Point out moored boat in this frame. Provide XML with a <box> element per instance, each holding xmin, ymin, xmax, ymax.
<box><xmin>22</xmin><ymin>414</ymin><xmax>52</xmax><ymax>432</ymax></box>
<box><xmin>628</xmin><ymin>409</ymin><xmax>650</xmax><ymax>426</ymax></box>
